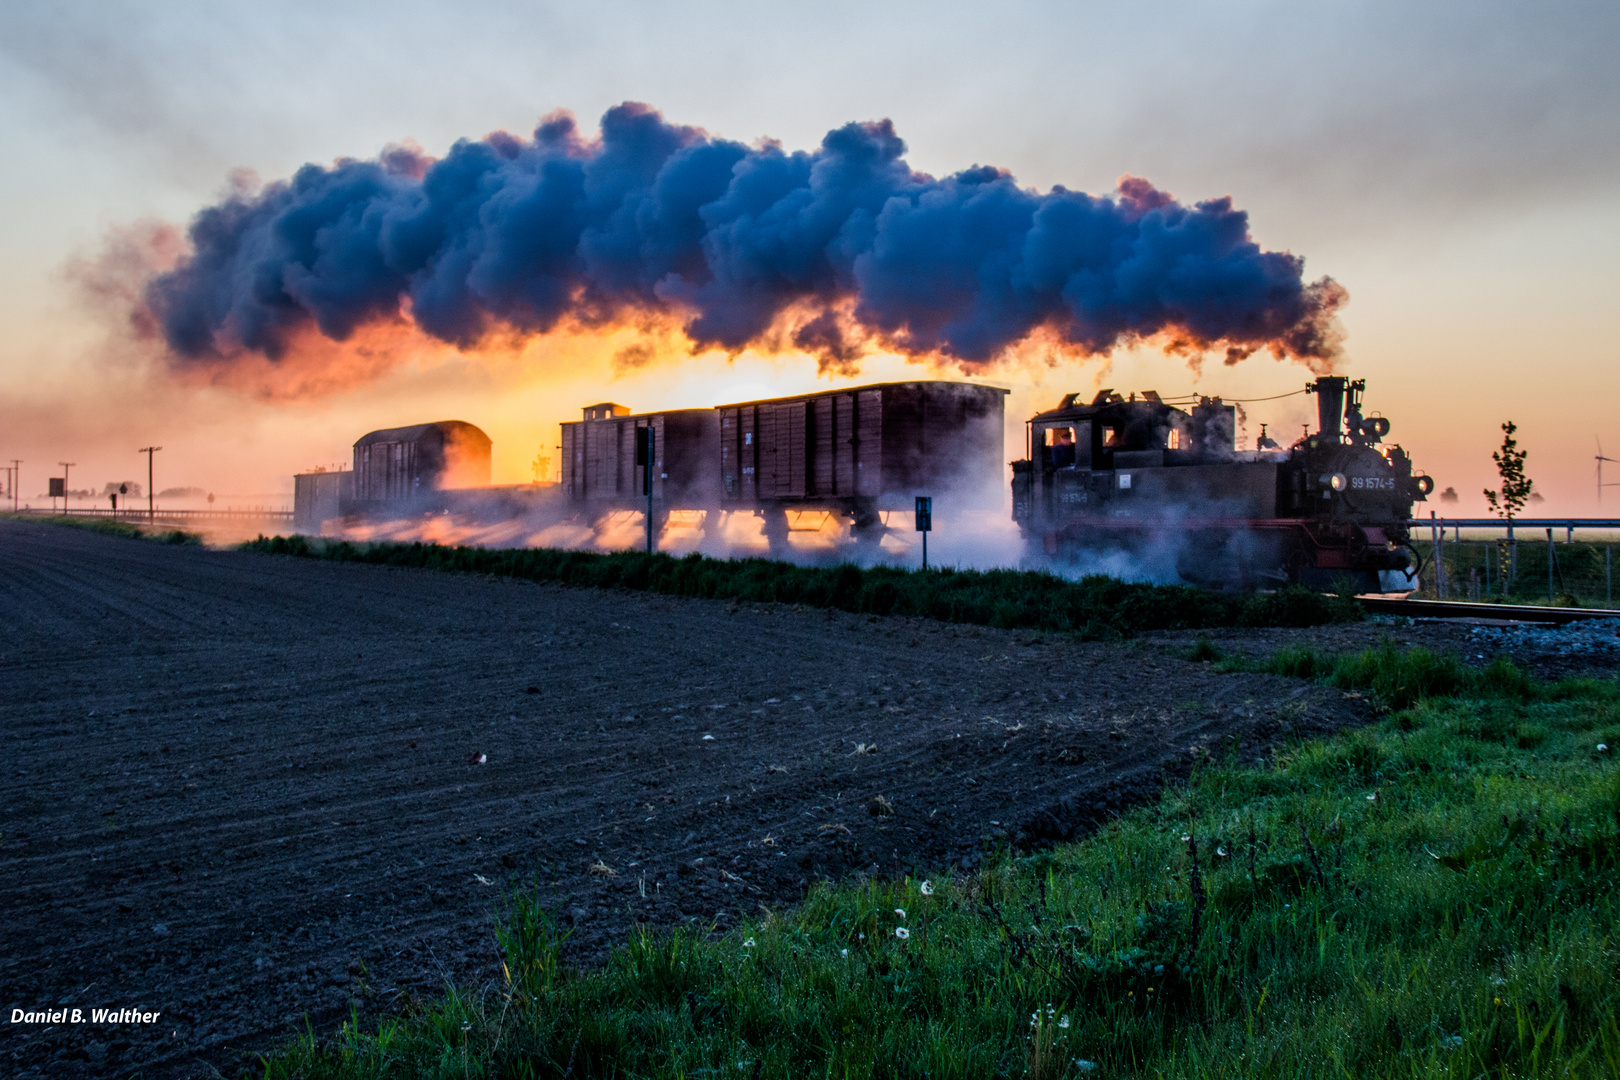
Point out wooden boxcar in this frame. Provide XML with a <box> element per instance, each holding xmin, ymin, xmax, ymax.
<box><xmin>717</xmin><ymin>381</ymin><xmax>1007</xmax><ymax>526</ymax></box>
<box><xmin>352</xmin><ymin>420</ymin><xmax>491</xmax><ymax>503</ymax></box>
<box><xmin>560</xmin><ymin>406</ymin><xmax>720</xmax><ymax>508</ymax></box>
<box><xmin>561</xmin><ymin>381</ymin><xmax>1006</xmax><ymax>546</ymax></box>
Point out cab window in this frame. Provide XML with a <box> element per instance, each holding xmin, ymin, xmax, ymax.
<box><xmin>1043</xmin><ymin>426</ymin><xmax>1077</xmax><ymax>469</ymax></box>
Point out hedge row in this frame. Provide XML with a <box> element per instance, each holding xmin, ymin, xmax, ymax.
<box><xmin>242</xmin><ymin>536</ymin><xmax>1362</xmax><ymax>638</ymax></box>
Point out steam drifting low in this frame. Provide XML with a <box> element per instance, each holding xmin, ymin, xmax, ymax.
<box><xmin>144</xmin><ymin>102</ymin><xmax>1345</xmax><ymax>379</ymax></box>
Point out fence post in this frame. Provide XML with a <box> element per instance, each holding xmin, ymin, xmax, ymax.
<box><xmin>1547</xmin><ymin>527</ymin><xmax>1554</xmax><ymax>602</ymax></box>
<box><xmin>1431</xmin><ymin>512</ymin><xmax>1441</xmax><ymax>598</ymax></box>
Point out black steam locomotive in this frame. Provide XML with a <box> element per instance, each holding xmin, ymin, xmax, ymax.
<box><xmin>1011</xmin><ymin>376</ymin><xmax>1431</xmax><ymax>591</ymax></box>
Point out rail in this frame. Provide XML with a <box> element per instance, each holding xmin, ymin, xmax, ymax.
<box><xmin>1358</xmin><ymin>596</ymin><xmax>1620</xmax><ymax>625</ymax></box>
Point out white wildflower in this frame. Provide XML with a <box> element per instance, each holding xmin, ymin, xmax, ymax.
<box><xmin>919</xmin><ymin>880</ymin><xmax>934</xmax><ymax>896</ymax></box>
<box><xmin>1074</xmin><ymin>1060</ymin><xmax>1098</xmax><ymax>1072</ymax></box>
<box><xmin>1059</xmin><ymin>1015</ymin><xmax>1070</xmax><ymax>1029</ymax></box>
<box><xmin>894</xmin><ymin>907</ymin><xmax>906</xmax><ymax>918</ymax></box>
<box><xmin>743</xmin><ymin>937</ymin><xmax>755</xmax><ymax>948</ymax></box>
<box><xmin>894</xmin><ymin>927</ymin><xmax>910</xmax><ymax>939</ymax></box>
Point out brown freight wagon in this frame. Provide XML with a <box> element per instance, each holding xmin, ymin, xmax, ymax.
<box><xmin>718</xmin><ymin>381</ymin><xmax>1007</xmax><ymax>534</ymax></box>
<box><xmin>561</xmin><ymin>381</ymin><xmax>1006</xmax><ymax>549</ymax></box>
<box><xmin>351</xmin><ymin>420</ymin><xmax>492</xmax><ymax>504</ymax></box>
<box><xmin>560</xmin><ymin>405</ymin><xmax>720</xmax><ymax>507</ymax></box>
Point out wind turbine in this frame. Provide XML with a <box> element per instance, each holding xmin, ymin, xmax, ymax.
<box><xmin>1598</xmin><ymin>438</ymin><xmax>1620</xmax><ymax>504</ymax></box>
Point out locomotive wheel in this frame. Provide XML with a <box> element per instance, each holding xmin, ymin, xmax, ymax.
<box><xmin>1344</xmin><ymin>528</ymin><xmax>1369</xmax><ymax>562</ymax></box>
<box><xmin>1279</xmin><ymin>536</ymin><xmax>1309</xmax><ymax>585</ymax></box>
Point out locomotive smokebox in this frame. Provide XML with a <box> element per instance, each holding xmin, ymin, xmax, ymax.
<box><xmin>1309</xmin><ymin>377</ymin><xmax>1347</xmax><ymax>441</ymax></box>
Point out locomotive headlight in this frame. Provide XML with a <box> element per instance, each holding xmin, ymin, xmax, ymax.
<box><xmin>1320</xmin><ymin>472</ymin><xmax>1348</xmax><ymax>491</ymax></box>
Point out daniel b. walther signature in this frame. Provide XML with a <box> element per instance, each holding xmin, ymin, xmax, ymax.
<box><xmin>11</xmin><ymin>1007</ymin><xmax>163</xmax><ymax>1025</ymax></box>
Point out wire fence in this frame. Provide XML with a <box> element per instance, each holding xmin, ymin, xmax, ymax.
<box><xmin>1407</xmin><ymin>518</ymin><xmax>1620</xmax><ymax>606</ymax></box>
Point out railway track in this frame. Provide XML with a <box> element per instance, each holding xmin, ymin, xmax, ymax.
<box><xmin>1358</xmin><ymin>596</ymin><xmax>1620</xmax><ymax>625</ymax></box>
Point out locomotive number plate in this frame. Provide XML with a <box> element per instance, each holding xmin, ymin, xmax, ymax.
<box><xmin>1350</xmin><ymin>476</ymin><xmax>1395</xmax><ymax>491</ymax></box>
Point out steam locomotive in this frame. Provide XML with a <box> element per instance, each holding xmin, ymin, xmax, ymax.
<box><xmin>1011</xmin><ymin>376</ymin><xmax>1431</xmax><ymax>591</ymax></box>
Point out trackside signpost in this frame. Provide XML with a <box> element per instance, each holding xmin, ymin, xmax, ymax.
<box><xmin>915</xmin><ymin>495</ymin><xmax>932</xmax><ymax>570</ymax></box>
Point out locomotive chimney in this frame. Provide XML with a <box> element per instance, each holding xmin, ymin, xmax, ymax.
<box><xmin>1308</xmin><ymin>377</ymin><xmax>1346</xmax><ymax>441</ymax></box>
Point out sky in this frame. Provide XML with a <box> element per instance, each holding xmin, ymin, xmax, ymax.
<box><xmin>0</xmin><ymin>0</ymin><xmax>1616</xmax><ymax>513</ymax></box>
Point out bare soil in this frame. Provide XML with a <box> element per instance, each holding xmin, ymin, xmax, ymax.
<box><xmin>0</xmin><ymin>519</ymin><xmax>1582</xmax><ymax>1078</ymax></box>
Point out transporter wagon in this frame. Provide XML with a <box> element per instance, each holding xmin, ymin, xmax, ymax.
<box><xmin>1011</xmin><ymin>376</ymin><xmax>1431</xmax><ymax>591</ymax></box>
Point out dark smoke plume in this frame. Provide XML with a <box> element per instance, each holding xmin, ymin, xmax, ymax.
<box><xmin>141</xmin><ymin>103</ymin><xmax>1346</xmax><ymax>381</ymax></box>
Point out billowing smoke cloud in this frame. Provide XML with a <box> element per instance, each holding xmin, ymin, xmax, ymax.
<box><xmin>141</xmin><ymin>102</ymin><xmax>1346</xmax><ymax>384</ymax></box>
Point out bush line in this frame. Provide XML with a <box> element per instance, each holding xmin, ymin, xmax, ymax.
<box><xmin>240</xmin><ymin>535</ymin><xmax>1362</xmax><ymax>637</ymax></box>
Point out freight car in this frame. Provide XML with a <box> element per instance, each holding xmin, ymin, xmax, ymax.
<box><xmin>561</xmin><ymin>381</ymin><xmax>1007</xmax><ymax>548</ymax></box>
<box><xmin>294</xmin><ymin>420</ymin><xmax>501</xmax><ymax>532</ymax></box>
<box><xmin>1010</xmin><ymin>376</ymin><xmax>1430</xmax><ymax>591</ymax></box>
<box><xmin>351</xmin><ymin>421</ymin><xmax>492</xmax><ymax>504</ymax></box>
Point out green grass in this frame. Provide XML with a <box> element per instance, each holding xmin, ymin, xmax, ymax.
<box><xmin>1417</xmin><ymin>538</ymin><xmax>1620</xmax><ymax>607</ymax></box>
<box><xmin>3</xmin><ymin>512</ymin><xmax>201</xmax><ymax>545</ymax></box>
<box><xmin>238</xmin><ymin>536</ymin><xmax>1362</xmax><ymax>638</ymax></box>
<box><xmin>262</xmin><ymin>646</ymin><xmax>1620</xmax><ymax>1079</ymax></box>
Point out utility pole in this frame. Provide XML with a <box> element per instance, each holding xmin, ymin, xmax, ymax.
<box><xmin>58</xmin><ymin>462</ymin><xmax>75</xmax><ymax>515</ymax></box>
<box><xmin>139</xmin><ymin>446</ymin><xmax>162</xmax><ymax>522</ymax></box>
<box><xmin>9</xmin><ymin>460</ymin><xmax>19</xmax><ymax>512</ymax></box>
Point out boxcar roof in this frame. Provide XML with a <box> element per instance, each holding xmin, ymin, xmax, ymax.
<box><xmin>353</xmin><ymin>420</ymin><xmax>491</xmax><ymax>448</ymax></box>
<box><xmin>565</xmin><ymin>406</ymin><xmax>716</xmax><ymax>422</ymax></box>
<box><xmin>715</xmin><ymin>380</ymin><xmax>1008</xmax><ymax>409</ymax></box>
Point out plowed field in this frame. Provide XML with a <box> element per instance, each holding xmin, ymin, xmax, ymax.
<box><xmin>1</xmin><ymin>519</ymin><xmax>1494</xmax><ymax>1078</ymax></box>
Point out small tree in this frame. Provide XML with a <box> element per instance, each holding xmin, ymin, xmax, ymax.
<box><xmin>1484</xmin><ymin>421</ymin><xmax>1534</xmax><ymax>520</ymax></box>
<box><xmin>1484</xmin><ymin>421</ymin><xmax>1533</xmax><ymax>595</ymax></box>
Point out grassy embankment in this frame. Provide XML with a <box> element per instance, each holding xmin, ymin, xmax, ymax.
<box><xmin>239</xmin><ymin>535</ymin><xmax>1360</xmax><ymax>638</ymax></box>
<box><xmin>1415</xmin><ymin>538</ymin><xmax>1620</xmax><ymax>608</ymax></box>
<box><xmin>0</xmin><ymin>512</ymin><xmax>200</xmax><ymax>545</ymax></box>
<box><xmin>265</xmin><ymin>642</ymin><xmax>1620</xmax><ymax>1079</ymax></box>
